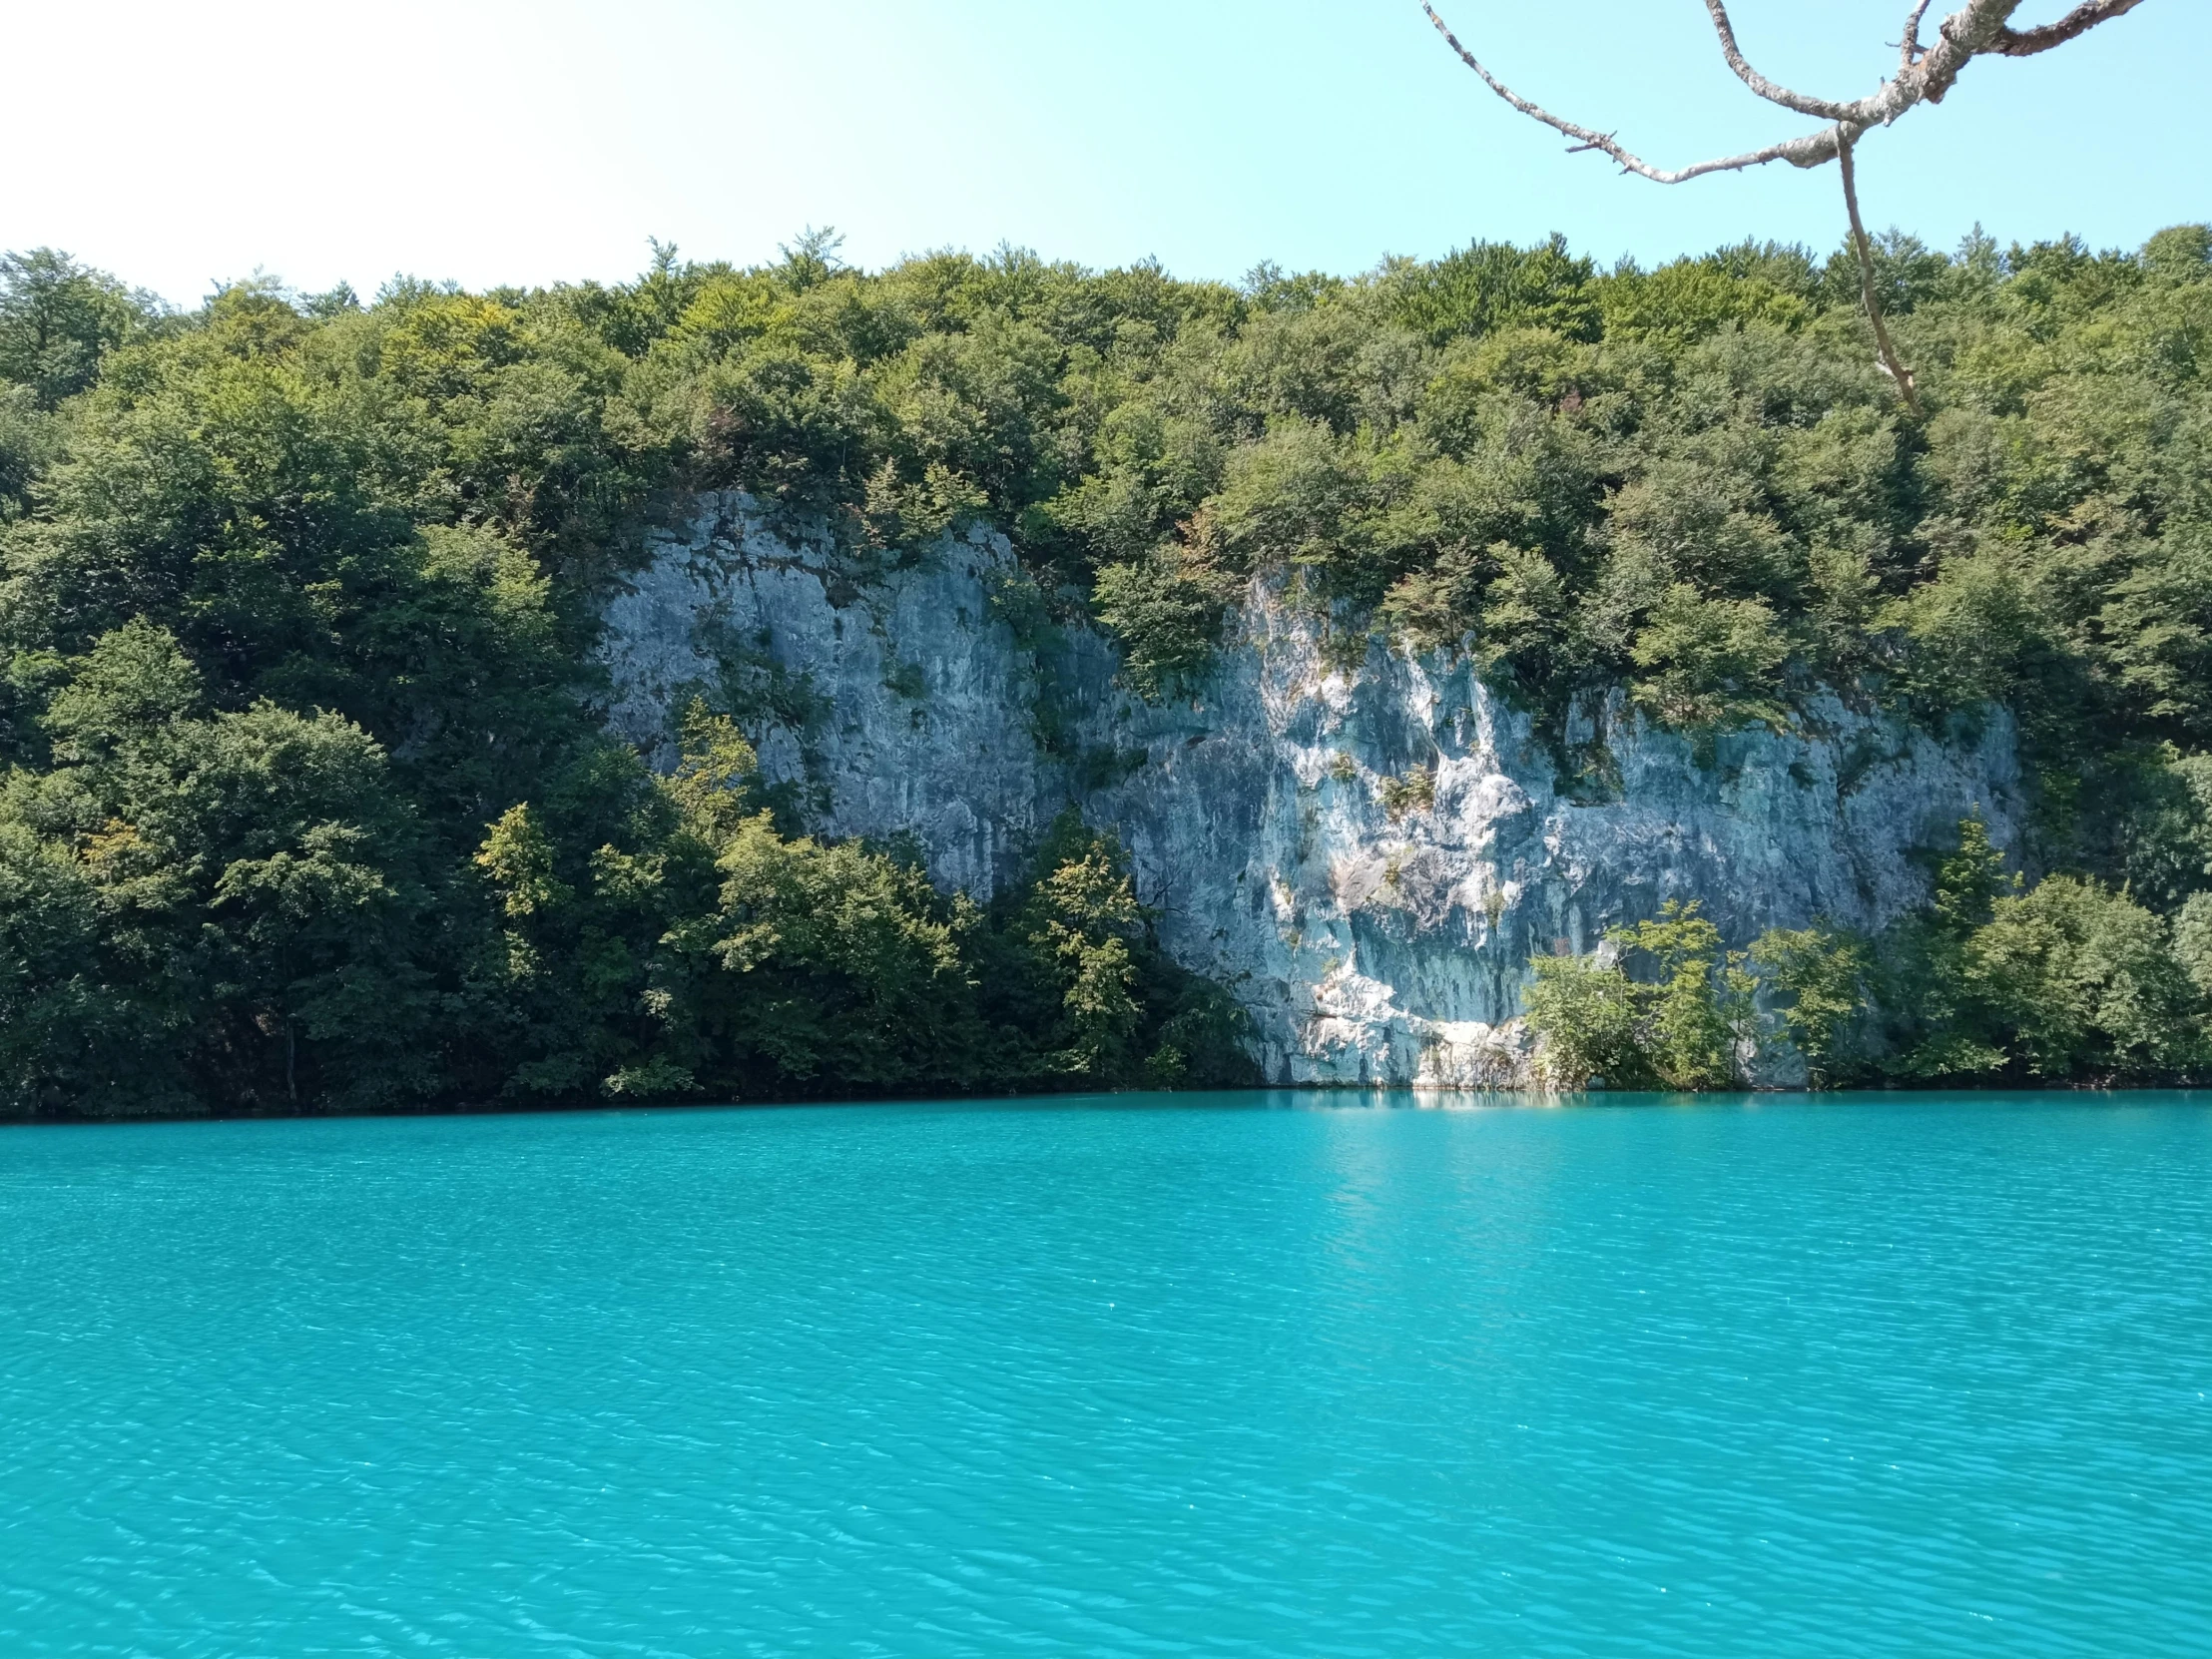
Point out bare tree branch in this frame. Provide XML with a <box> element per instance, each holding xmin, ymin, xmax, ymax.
<box><xmin>1900</xmin><ymin>0</ymin><xmax>1936</xmax><ymax>71</ymax></box>
<box><xmin>1990</xmin><ymin>0</ymin><xmax>2149</xmax><ymax>54</ymax></box>
<box><xmin>1420</xmin><ymin>2</ymin><xmax>1850</xmax><ymax>181</ymax></box>
<box><xmin>1421</xmin><ymin>0</ymin><xmax>2156</xmax><ymax>415</ymax></box>
<box><xmin>1837</xmin><ymin>130</ymin><xmax>1924</xmax><ymax>416</ymax></box>
<box><xmin>1418</xmin><ymin>0</ymin><xmax>2055</xmax><ymax>181</ymax></box>
<box><xmin>1909</xmin><ymin>0</ymin><xmax>2089</xmax><ymax>102</ymax></box>
<box><xmin>1425</xmin><ymin>0</ymin><xmax>2150</xmax><ymax>174</ymax></box>
<box><xmin>1702</xmin><ymin>1</ymin><xmax>1859</xmax><ymax>120</ymax></box>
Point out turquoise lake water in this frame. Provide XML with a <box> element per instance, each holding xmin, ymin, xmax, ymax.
<box><xmin>3</xmin><ymin>1094</ymin><xmax>2209</xmax><ymax>1657</ymax></box>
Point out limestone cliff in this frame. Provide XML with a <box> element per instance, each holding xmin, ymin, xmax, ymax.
<box><xmin>600</xmin><ymin>494</ymin><xmax>2024</xmax><ymax>1086</ymax></box>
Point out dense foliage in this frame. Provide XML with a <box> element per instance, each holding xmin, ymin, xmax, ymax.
<box><xmin>4</xmin><ymin>219</ymin><xmax>2211</xmax><ymax>1111</ymax></box>
<box><xmin>1526</xmin><ymin>816</ymin><xmax>2212</xmax><ymax>1091</ymax></box>
<box><xmin>0</xmin><ymin>244</ymin><xmax>1261</xmax><ymax>1115</ymax></box>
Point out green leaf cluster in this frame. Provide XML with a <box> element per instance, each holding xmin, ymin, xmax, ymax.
<box><xmin>1526</xmin><ymin>901</ymin><xmax>1755</xmax><ymax>1091</ymax></box>
<box><xmin>1528</xmin><ymin>818</ymin><xmax>2212</xmax><ymax>1092</ymax></box>
<box><xmin>465</xmin><ymin>741</ymin><xmax>1253</xmax><ymax>1106</ymax></box>
<box><xmin>1867</xmin><ymin>818</ymin><xmax>2211</xmax><ymax>1083</ymax></box>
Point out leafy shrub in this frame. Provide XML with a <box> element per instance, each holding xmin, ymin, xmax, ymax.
<box><xmin>1377</xmin><ymin>766</ymin><xmax>1435</xmax><ymax>820</ymax></box>
<box><xmin>1092</xmin><ymin>554</ymin><xmax>1233</xmax><ymax>701</ymax></box>
<box><xmin>1629</xmin><ymin>587</ymin><xmax>1790</xmax><ymax>735</ymax></box>
<box><xmin>1524</xmin><ymin>901</ymin><xmax>1751</xmax><ymax>1091</ymax></box>
<box><xmin>1524</xmin><ymin>951</ymin><xmax>1640</xmax><ymax>1090</ymax></box>
<box><xmin>1749</xmin><ymin>926</ymin><xmax>1868</xmax><ymax>1085</ymax></box>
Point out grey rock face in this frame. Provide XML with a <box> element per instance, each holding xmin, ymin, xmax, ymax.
<box><xmin>600</xmin><ymin>494</ymin><xmax>2024</xmax><ymax>1086</ymax></box>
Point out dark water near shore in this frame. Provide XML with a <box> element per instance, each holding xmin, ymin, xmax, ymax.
<box><xmin>4</xmin><ymin>1092</ymin><xmax>2210</xmax><ymax>1657</ymax></box>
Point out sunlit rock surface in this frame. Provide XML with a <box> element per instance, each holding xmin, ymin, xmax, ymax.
<box><xmin>601</xmin><ymin>494</ymin><xmax>2024</xmax><ymax>1086</ymax></box>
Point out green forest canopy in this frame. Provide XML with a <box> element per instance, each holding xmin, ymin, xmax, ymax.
<box><xmin>4</xmin><ymin>223</ymin><xmax>2212</xmax><ymax>1113</ymax></box>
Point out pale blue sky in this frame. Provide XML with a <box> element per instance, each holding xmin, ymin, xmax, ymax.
<box><xmin>7</xmin><ymin>0</ymin><xmax>2205</xmax><ymax>304</ymax></box>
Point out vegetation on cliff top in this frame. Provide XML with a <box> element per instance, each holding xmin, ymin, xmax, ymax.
<box><xmin>3</xmin><ymin>222</ymin><xmax>2211</xmax><ymax>1111</ymax></box>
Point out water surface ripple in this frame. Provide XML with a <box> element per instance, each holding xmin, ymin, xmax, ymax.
<box><xmin>3</xmin><ymin>1093</ymin><xmax>2209</xmax><ymax>1657</ymax></box>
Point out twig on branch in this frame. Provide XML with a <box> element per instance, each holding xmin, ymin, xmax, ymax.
<box><xmin>1992</xmin><ymin>0</ymin><xmax>2150</xmax><ymax>54</ymax></box>
<box><xmin>1900</xmin><ymin>0</ymin><xmax>1936</xmax><ymax>68</ymax></box>
<box><xmin>1419</xmin><ymin>2</ymin><xmax>1848</xmax><ymax>180</ymax></box>
<box><xmin>1838</xmin><ymin>130</ymin><xmax>1924</xmax><ymax>416</ymax></box>
<box><xmin>1702</xmin><ymin>1</ymin><xmax>1858</xmax><ymax>120</ymax></box>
